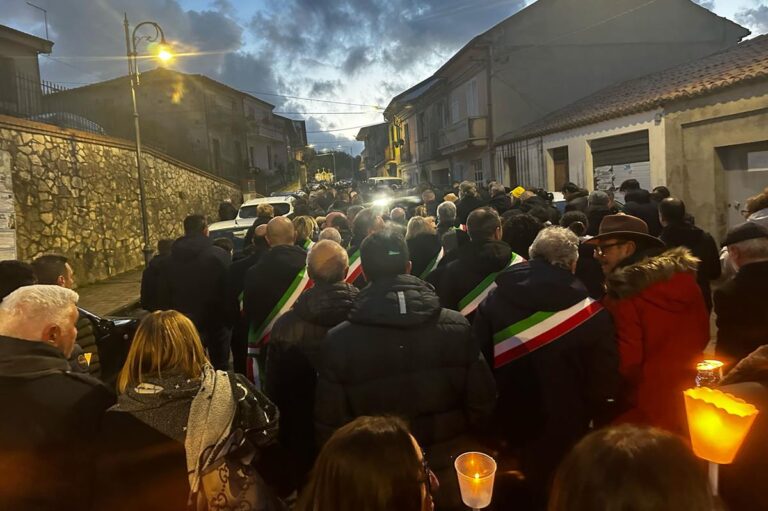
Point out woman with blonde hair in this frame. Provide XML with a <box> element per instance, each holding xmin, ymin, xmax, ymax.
<box><xmin>96</xmin><ymin>311</ymin><xmax>280</xmax><ymax>511</ymax></box>
<box><xmin>406</xmin><ymin>216</ymin><xmax>442</xmax><ymax>279</ymax></box>
<box><xmin>293</xmin><ymin>215</ymin><xmax>318</xmax><ymax>250</ymax></box>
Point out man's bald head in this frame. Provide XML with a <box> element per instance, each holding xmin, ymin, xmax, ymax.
<box><xmin>266</xmin><ymin>216</ymin><xmax>295</xmax><ymax>247</ymax></box>
<box><xmin>307</xmin><ymin>240</ymin><xmax>349</xmax><ymax>284</ymax></box>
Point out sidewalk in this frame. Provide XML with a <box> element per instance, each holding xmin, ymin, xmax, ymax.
<box><xmin>77</xmin><ymin>269</ymin><xmax>143</xmax><ymax>316</ymax></box>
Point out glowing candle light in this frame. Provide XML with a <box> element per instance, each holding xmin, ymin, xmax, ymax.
<box><xmin>455</xmin><ymin>452</ymin><xmax>496</xmax><ymax>510</ymax></box>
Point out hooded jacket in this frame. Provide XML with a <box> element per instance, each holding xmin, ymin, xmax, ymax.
<box><xmin>714</xmin><ymin>260</ymin><xmax>768</xmax><ymax>367</ymax></box>
<box><xmin>428</xmin><ymin>240</ymin><xmax>513</xmax><ymax>317</ymax></box>
<box><xmin>265</xmin><ymin>282</ymin><xmax>358</xmax><ymax>478</ymax></box>
<box><xmin>660</xmin><ymin>222</ymin><xmax>720</xmax><ymax>311</ymax></box>
<box><xmin>313</xmin><ymin>275</ymin><xmax>496</xmax><ymax>459</ymax></box>
<box><xmin>163</xmin><ymin>234</ymin><xmax>231</xmax><ymax>331</ymax></box>
<box><xmin>407</xmin><ymin>233</ymin><xmax>443</xmax><ymax>278</ymax></box>
<box><xmin>0</xmin><ymin>336</ymin><xmax>114</xmax><ymax>510</ymax></box>
<box><xmin>140</xmin><ymin>253</ymin><xmax>170</xmax><ymax>311</ymax></box>
<box><xmin>473</xmin><ymin>261</ymin><xmax>619</xmax><ymax>488</ymax></box>
<box><xmin>603</xmin><ymin>247</ymin><xmax>709</xmax><ymax>434</ymax></box>
<box><xmin>622</xmin><ymin>191</ymin><xmax>662</xmax><ymax>236</ymax></box>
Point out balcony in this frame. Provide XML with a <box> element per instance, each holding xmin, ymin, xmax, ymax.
<box><xmin>247</xmin><ymin>120</ymin><xmax>285</xmax><ymax>142</ymax></box>
<box><xmin>439</xmin><ymin>116</ymin><xmax>488</xmax><ymax>155</ymax></box>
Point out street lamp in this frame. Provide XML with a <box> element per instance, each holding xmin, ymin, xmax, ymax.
<box><xmin>123</xmin><ymin>13</ymin><xmax>173</xmax><ymax>266</ymax></box>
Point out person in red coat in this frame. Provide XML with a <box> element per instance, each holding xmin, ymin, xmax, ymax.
<box><xmin>588</xmin><ymin>214</ymin><xmax>709</xmax><ymax>435</ymax></box>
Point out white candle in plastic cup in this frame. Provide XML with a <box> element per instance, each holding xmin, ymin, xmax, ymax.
<box><xmin>454</xmin><ymin>451</ymin><xmax>497</xmax><ymax>509</ymax></box>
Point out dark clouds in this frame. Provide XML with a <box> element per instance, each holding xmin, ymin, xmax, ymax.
<box><xmin>736</xmin><ymin>4</ymin><xmax>768</xmax><ymax>35</ymax></box>
<box><xmin>250</xmin><ymin>0</ymin><xmax>528</xmax><ymax>78</ymax></box>
<box><xmin>309</xmin><ymin>79</ymin><xmax>342</xmax><ymax>96</ymax></box>
<box><xmin>4</xmin><ymin>0</ymin><xmax>283</xmax><ymax>104</ymax></box>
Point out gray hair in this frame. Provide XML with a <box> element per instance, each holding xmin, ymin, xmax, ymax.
<box><xmin>437</xmin><ymin>201</ymin><xmax>457</xmax><ymax>223</ymax></box>
<box><xmin>0</xmin><ymin>285</ymin><xmax>79</xmax><ymax>331</ymax></box>
<box><xmin>490</xmin><ymin>182</ymin><xmax>506</xmax><ymax>196</ymax></box>
<box><xmin>588</xmin><ymin>190</ymin><xmax>610</xmax><ymax>207</ymax></box>
<box><xmin>318</xmin><ymin>227</ymin><xmax>342</xmax><ymax>245</ymax></box>
<box><xmin>529</xmin><ymin>226</ymin><xmax>580</xmax><ymax>270</ymax></box>
<box><xmin>731</xmin><ymin>236</ymin><xmax>768</xmax><ymax>261</ymax></box>
<box><xmin>459</xmin><ymin>180</ymin><xmax>478</xmax><ymax>199</ymax></box>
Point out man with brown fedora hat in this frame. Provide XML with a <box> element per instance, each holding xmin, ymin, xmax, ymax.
<box><xmin>587</xmin><ymin>214</ymin><xmax>709</xmax><ymax>435</ymax></box>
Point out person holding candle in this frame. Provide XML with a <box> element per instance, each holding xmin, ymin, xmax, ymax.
<box><xmin>297</xmin><ymin>416</ymin><xmax>437</xmax><ymax>511</ymax></box>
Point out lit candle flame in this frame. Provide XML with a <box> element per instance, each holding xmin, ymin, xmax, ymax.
<box><xmin>474</xmin><ymin>473</ymin><xmax>480</xmax><ymax>480</ymax></box>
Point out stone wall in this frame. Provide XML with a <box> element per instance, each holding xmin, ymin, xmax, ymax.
<box><xmin>0</xmin><ymin>115</ymin><xmax>241</xmax><ymax>285</ymax></box>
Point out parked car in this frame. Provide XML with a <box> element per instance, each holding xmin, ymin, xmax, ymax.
<box><xmin>207</xmin><ymin>220</ymin><xmax>250</xmax><ymax>258</ymax></box>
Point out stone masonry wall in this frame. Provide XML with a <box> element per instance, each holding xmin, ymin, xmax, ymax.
<box><xmin>0</xmin><ymin>115</ymin><xmax>241</xmax><ymax>285</ymax></box>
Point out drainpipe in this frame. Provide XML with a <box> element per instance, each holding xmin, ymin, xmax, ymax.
<box><xmin>486</xmin><ymin>43</ymin><xmax>496</xmax><ymax>183</ymax></box>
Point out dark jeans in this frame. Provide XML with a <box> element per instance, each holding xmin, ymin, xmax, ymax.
<box><xmin>200</xmin><ymin>325</ymin><xmax>232</xmax><ymax>371</ymax></box>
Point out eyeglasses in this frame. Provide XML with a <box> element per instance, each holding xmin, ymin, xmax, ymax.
<box><xmin>420</xmin><ymin>449</ymin><xmax>439</xmax><ymax>496</ymax></box>
<box><xmin>594</xmin><ymin>241</ymin><xmax>629</xmax><ymax>256</ymax></box>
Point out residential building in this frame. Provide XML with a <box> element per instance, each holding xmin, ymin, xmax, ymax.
<box><xmin>384</xmin><ymin>0</ymin><xmax>748</xmax><ymax>189</ymax></box>
<box><xmin>44</xmin><ymin>68</ymin><xmax>304</xmax><ymax>191</ymax></box>
<box><xmin>0</xmin><ymin>24</ymin><xmax>53</xmax><ymax>117</ymax></box>
<box><xmin>355</xmin><ymin>123</ymin><xmax>391</xmax><ymax>178</ymax></box>
<box><xmin>509</xmin><ymin>35</ymin><xmax>768</xmax><ymax>241</ymax></box>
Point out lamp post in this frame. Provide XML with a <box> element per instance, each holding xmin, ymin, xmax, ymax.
<box><xmin>123</xmin><ymin>13</ymin><xmax>172</xmax><ymax>266</ymax></box>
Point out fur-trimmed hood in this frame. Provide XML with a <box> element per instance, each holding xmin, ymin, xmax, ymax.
<box><xmin>605</xmin><ymin>247</ymin><xmax>700</xmax><ymax>301</ymax></box>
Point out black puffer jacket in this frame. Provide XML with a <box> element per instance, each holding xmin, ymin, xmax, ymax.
<box><xmin>265</xmin><ymin>282</ymin><xmax>358</xmax><ymax>479</ymax></box>
<box><xmin>660</xmin><ymin>223</ymin><xmax>720</xmax><ymax>311</ymax></box>
<box><xmin>456</xmin><ymin>195</ymin><xmax>487</xmax><ymax>225</ymax></box>
<box><xmin>313</xmin><ymin>275</ymin><xmax>496</xmax><ymax>455</ymax></box>
<box><xmin>489</xmin><ymin>193</ymin><xmax>512</xmax><ymax>215</ymax></box>
<box><xmin>428</xmin><ymin>240</ymin><xmax>514</xmax><ymax>317</ymax></box>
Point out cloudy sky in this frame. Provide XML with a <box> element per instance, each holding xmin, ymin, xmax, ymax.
<box><xmin>3</xmin><ymin>0</ymin><xmax>767</xmax><ymax>154</ymax></box>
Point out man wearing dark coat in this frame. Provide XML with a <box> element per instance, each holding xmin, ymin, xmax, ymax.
<box><xmin>140</xmin><ymin>238</ymin><xmax>173</xmax><ymax>311</ymax></box>
<box><xmin>313</xmin><ymin>230</ymin><xmax>496</xmax><ymax>509</ymax></box>
<box><xmin>428</xmin><ymin>207</ymin><xmax>522</xmax><ymax>321</ymax></box>
<box><xmin>265</xmin><ymin>240</ymin><xmax>358</xmax><ymax>483</ymax></box>
<box><xmin>715</xmin><ymin>222</ymin><xmax>768</xmax><ymax>367</ymax></box>
<box><xmin>161</xmin><ymin>215</ymin><xmax>232</xmax><ymax>370</ymax></box>
<box><xmin>0</xmin><ymin>285</ymin><xmax>115</xmax><ymax>510</ymax></box>
<box><xmin>659</xmin><ymin>198</ymin><xmax>720</xmax><ymax>311</ymax></box>
<box><xmin>455</xmin><ymin>181</ymin><xmax>487</xmax><ymax>225</ymax></box>
<box><xmin>243</xmin><ymin>217</ymin><xmax>307</xmax><ymax>383</ymax></box>
<box><xmin>473</xmin><ymin>226</ymin><xmax>619</xmax><ymax>504</ymax></box>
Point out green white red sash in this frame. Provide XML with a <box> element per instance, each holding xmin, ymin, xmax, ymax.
<box><xmin>247</xmin><ymin>267</ymin><xmax>313</xmax><ymax>351</ymax></box>
<box><xmin>420</xmin><ymin>247</ymin><xmax>445</xmax><ymax>279</ymax></box>
<box><xmin>492</xmin><ymin>298</ymin><xmax>603</xmax><ymax>369</ymax></box>
<box><xmin>458</xmin><ymin>252</ymin><xmax>524</xmax><ymax>316</ymax></box>
<box><xmin>302</xmin><ymin>239</ymin><xmax>315</xmax><ymax>251</ymax></box>
<box><xmin>345</xmin><ymin>249</ymin><xmax>363</xmax><ymax>284</ymax></box>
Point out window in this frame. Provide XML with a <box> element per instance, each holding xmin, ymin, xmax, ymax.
<box><xmin>505</xmin><ymin>157</ymin><xmax>518</xmax><ymax>187</ymax></box>
<box><xmin>450</xmin><ymin>97</ymin><xmax>460</xmax><ymax>124</ymax></box>
<box><xmin>417</xmin><ymin>113</ymin><xmax>426</xmax><ymax>140</ymax></box>
<box><xmin>467</xmin><ymin>79</ymin><xmax>478</xmax><ymax>117</ymax></box>
<box><xmin>234</xmin><ymin>141</ymin><xmax>242</xmax><ymax>167</ymax></box>
<box><xmin>212</xmin><ymin>138</ymin><xmax>222</xmax><ymax>172</ymax></box>
<box><xmin>471</xmin><ymin>159</ymin><xmax>484</xmax><ymax>184</ymax></box>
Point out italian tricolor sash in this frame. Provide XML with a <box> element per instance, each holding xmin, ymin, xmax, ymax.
<box><xmin>247</xmin><ymin>267</ymin><xmax>313</xmax><ymax>351</ymax></box>
<box><xmin>458</xmin><ymin>252</ymin><xmax>524</xmax><ymax>316</ymax></box>
<box><xmin>302</xmin><ymin>239</ymin><xmax>315</xmax><ymax>251</ymax></box>
<box><xmin>345</xmin><ymin>249</ymin><xmax>363</xmax><ymax>284</ymax></box>
<box><xmin>492</xmin><ymin>298</ymin><xmax>603</xmax><ymax>369</ymax></box>
<box><xmin>419</xmin><ymin>247</ymin><xmax>445</xmax><ymax>279</ymax></box>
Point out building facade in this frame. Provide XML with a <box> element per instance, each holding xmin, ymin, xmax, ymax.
<box><xmin>356</xmin><ymin>123</ymin><xmax>391</xmax><ymax>178</ymax></box>
<box><xmin>384</xmin><ymin>0</ymin><xmax>749</xmax><ymax>189</ymax></box>
<box><xmin>0</xmin><ymin>24</ymin><xmax>53</xmax><ymax>117</ymax></box>
<box><xmin>509</xmin><ymin>35</ymin><xmax>768</xmax><ymax>241</ymax></box>
<box><xmin>44</xmin><ymin>68</ymin><xmax>305</xmax><ymax>192</ymax></box>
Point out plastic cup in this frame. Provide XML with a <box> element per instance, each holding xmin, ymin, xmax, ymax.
<box><xmin>454</xmin><ymin>451</ymin><xmax>496</xmax><ymax>509</ymax></box>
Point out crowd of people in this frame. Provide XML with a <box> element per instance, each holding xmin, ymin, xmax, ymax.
<box><xmin>0</xmin><ymin>179</ymin><xmax>767</xmax><ymax>510</ymax></box>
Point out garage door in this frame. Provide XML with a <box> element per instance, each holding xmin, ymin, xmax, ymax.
<box><xmin>591</xmin><ymin>130</ymin><xmax>651</xmax><ymax>202</ymax></box>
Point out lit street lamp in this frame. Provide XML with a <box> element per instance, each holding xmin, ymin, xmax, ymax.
<box><xmin>123</xmin><ymin>13</ymin><xmax>173</xmax><ymax>266</ymax></box>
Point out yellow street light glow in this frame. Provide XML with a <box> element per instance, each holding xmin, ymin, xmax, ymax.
<box><xmin>158</xmin><ymin>48</ymin><xmax>173</xmax><ymax>62</ymax></box>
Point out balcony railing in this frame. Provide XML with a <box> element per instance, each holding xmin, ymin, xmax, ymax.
<box><xmin>439</xmin><ymin>116</ymin><xmax>488</xmax><ymax>154</ymax></box>
<box><xmin>248</xmin><ymin>120</ymin><xmax>284</xmax><ymax>141</ymax></box>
